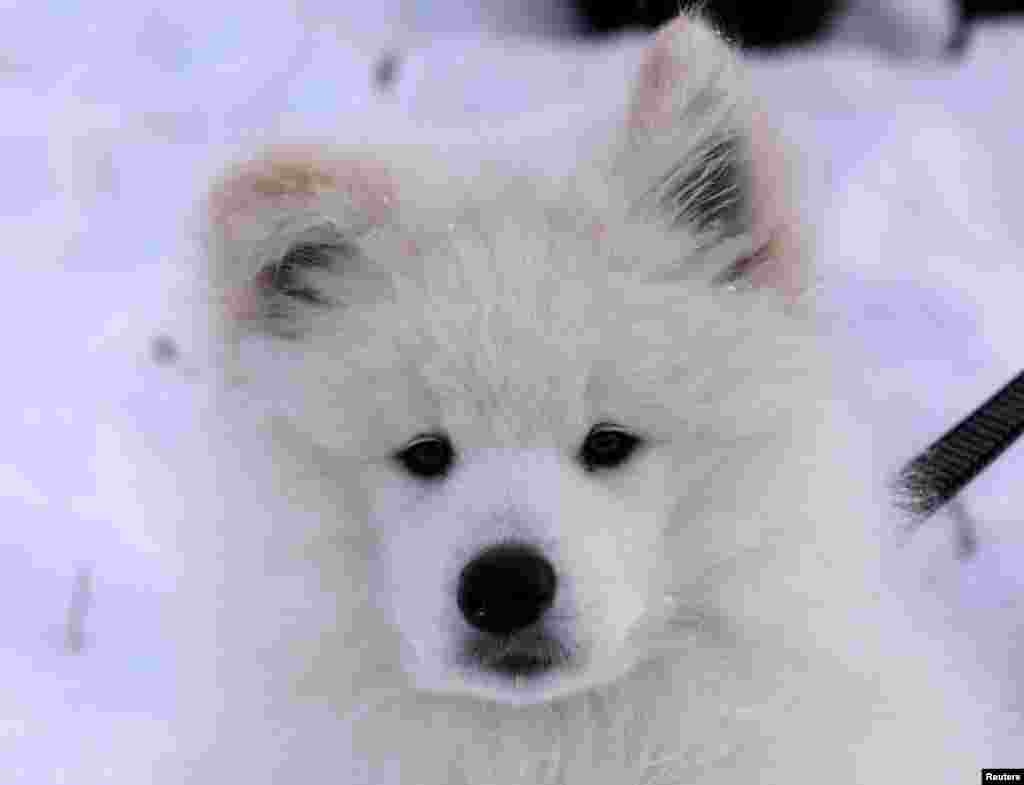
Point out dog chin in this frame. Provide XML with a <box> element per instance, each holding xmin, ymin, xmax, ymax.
<box><xmin>445</xmin><ymin>667</ymin><xmax>595</xmax><ymax>707</ymax></box>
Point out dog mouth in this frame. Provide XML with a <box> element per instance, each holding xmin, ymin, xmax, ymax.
<box><xmin>488</xmin><ymin>651</ymin><xmax>553</xmax><ymax>677</ymax></box>
<box><xmin>463</xmin><ymin>631</ymin><xmax>570</xmax><ymax>679</ymax></box>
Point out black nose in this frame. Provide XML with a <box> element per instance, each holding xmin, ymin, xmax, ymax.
<box><xmin>457</xmin><ymin>543</ymin><xmax>557</xmax><ymax>636</ymax></box>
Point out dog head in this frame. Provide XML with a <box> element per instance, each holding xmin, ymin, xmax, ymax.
<box><xmin>201</xmin><ymin>14</ymin><xmax>820</xmax><ymax>707</ymax></box>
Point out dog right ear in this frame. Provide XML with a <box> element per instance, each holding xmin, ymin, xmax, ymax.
<box><xmin>204</xmin><ymin>144</ymin><xmax>398</xmax><ymax>338</ymax></box>
<box><xmin>613</xmin><ymin>14</ymin><xmax>808</xmax><ymax>301</ymax></box>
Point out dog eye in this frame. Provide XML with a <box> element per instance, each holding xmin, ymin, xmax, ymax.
<box><xmin>394</xmin><ymin>434</ymin><xmax>456</xmax><ymax>480</ymax></box>
<box><xmin>578</xmin><ymin>425</ymin><xmax>643</xmax><ymax>472</ymax></box>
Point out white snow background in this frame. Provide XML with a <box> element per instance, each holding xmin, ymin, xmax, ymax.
<box><xmin>1</xmin><ymin>0</ymin><xmax>1022</xmax><ymax>780</ymax></box>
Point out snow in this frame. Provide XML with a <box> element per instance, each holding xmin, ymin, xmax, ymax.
<box><xmin>3</xmin><ymin>0</ymin><xmax>1023</xmax><ymax>779</ymax></box>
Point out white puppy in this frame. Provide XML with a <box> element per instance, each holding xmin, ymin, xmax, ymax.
<box><xmin>168</xmin><ymin>13</ymin><xmax>991</xmax><ymax>784</ymax></box>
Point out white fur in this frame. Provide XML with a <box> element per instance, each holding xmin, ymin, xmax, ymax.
<box><xmin>164</xmin><ymin>13</ymin><xmax>992</xmax><ymax>784</ymax></box>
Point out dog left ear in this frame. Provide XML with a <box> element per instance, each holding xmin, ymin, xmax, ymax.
<box><xmin>616</xmin><ymin>14</ymin><xmax>807</xmax><ymax>299</ymax></box>
<box><xmin>204</xmin><ymin>144</ymin><xmax>398</xmax><ymax>337</ymax></box>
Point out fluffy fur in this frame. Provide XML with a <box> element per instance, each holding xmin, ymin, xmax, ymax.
<box><xmin>166</xmin><ymin>14</ymin><xmax>990</xmax><ymax>783</ymax></box>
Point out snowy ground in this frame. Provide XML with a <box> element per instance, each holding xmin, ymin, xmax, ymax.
<box><xmin>2</xmin><ymin>1</ymin><xmax>1023</xmax><ymax>780</ymax></box>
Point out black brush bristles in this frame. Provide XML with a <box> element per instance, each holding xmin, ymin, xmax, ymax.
<box><xmin>894</xmin><ymin>369</ymin><xmax>1024</xmax><ymax>525</ymax></box>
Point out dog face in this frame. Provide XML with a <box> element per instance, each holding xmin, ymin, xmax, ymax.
<box><xmin>202</xmin><ymin>15</ymin><xmax>817</xmax><ymax>707</ymax></box>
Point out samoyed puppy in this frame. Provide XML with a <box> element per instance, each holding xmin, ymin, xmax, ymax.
<box><xmin>165</xmin><ymin>13</ymin><xmax>991</xmax><ymax>784</ymax></box>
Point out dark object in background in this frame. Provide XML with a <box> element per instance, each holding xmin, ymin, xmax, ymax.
<box><xmin>574</xmin><ymin>0</ymin><xmax>1024</xmax><ymax>54</ymax></box>
<box><xmin>65</xmin><ymin>566</ymin><xmax>93</xmax><ymax>655</ymax></box>
<box><xmin>572</xmin><ymin>0</ymin><xmax>846</xmax><ymax>49</ymax></box>
<box><xmin>961</xmin><ymin>0</ymin><xmax>1024</xmax><ymax>18</ymax></box>
<box><xmin>893</xmin><ymin>368</ymin><xmax>1024</xmax><ymax>526</ymax></box>
<box><xmin>950</xmin><ymin>0</ymin><xmax>1024</xmax><ymax>54</ymax></box>
<box><xmin>150</xmin><ymin>334</ymin><xmax>179</xmax><ymax>365</ymax></box>
<box><xmin>373</xmin><ymin>50</ymin><xmax>401</xmax><ymax>92</ymax></box>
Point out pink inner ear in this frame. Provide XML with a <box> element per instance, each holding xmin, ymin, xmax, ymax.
<box><xmin>749</xmin><ymin>111</ymin><xmax>786</xmax><ymax>250</ymax></box>
<box><xmin>745</xmin><ymin>110</ymin><xmax>805</xmax><ymax>300</ymax></box>
<box><xmin>629</xmin><ymin>16</ymin><xmax>689</xmax><ymax>132</ymax></box>
<box><xmin>223</xmin><ymin>268</ymin><xmax>274</xmax><ymax>322</ymax></box>
<box><xmin>211</xmin><ymin>150</ymin><xmax>397</xmax><ymax>242</ymax></box>
<box><xmin>334</xmin><ymin>158</ymin><xmax>396</xmax><ymax>224</ymax></box>
<box><xmin>744</xmin><ymin>229</ymin><xmax>803</xmax><ymax>299</ymax></box>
